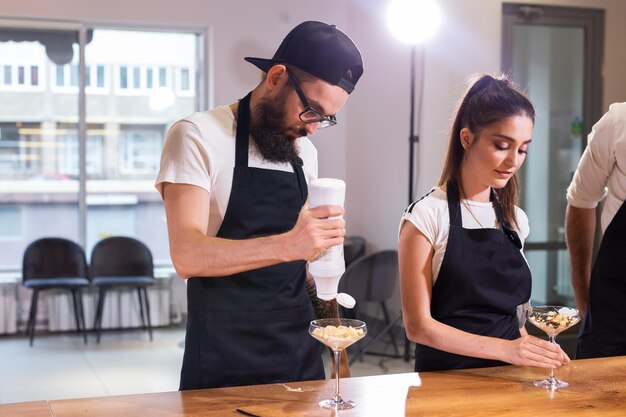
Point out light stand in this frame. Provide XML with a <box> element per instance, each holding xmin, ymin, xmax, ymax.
<box><xmin>386</xmin><ymin>0</ymin><xmax>441</xmax><ymax>361</ymax></box>
<box><xmin>408</xmin><ymin>46</ymin><xmax>417</xmax><ymax>203</ymax></box>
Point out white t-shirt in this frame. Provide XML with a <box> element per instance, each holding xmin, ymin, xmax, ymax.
<box><xmin>400</xmin><ymin>186</ymin><xmax>530</xmax><ymax>284</ymax></box>
<box><xmin>567</xmin><ymin>102</ymin><xmax>626</xmax><ymax>233</ymax></box>
<box><xmin>155</xmin><ymin>105</ymin><xmax>318</xmax><ymax>237</ymax></box>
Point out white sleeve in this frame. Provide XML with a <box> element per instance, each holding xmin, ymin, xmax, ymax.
<box><xmin>155</xmin><ymin>120</ymin><xmax>212</xmax><ymax>198</ymax></box>
<box><xmin>400</xmin><ymin>201</ymin><xmax>438</xmax><ymax>247</ymax></box>
<box><xmin>566</xmin><ymin>106</ymin><xmax>620</xmax><ymax>208</ymax></box>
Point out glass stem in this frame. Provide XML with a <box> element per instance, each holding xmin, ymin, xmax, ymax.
<box><xmin>549</xmin><ymin>335</ymin><xmax>556</xmax><ymax>381</ymax></box>
<box><xmin>334</xmin><ymin>349</ymin><xmax>341</xmax><ymax>403</ymax></box>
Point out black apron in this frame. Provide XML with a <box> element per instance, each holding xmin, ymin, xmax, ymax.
<box><xmin>179</xmin><ymin>92</ymin><xmax>324</xmax><ymax>390</ymax></box>
<box><xmin>577</xmin><ymin>198</ymin><xmax>626</xmax><ymax>358</ymax></box>
<box><xmin>414</xmin><ymin>182</ymin><xmax>532</xmax><ymax>372</ymax></box>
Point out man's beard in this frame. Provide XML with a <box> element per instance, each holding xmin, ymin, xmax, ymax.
<box><xmin>249</xmin><ymin>94</ymin><xmax>307</xmax><ymax>164</ymax></box>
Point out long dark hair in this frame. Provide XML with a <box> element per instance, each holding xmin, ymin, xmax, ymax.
<box><xmin>438</xmin><ymin>74</ymin><xmax>535</xmax><ymax>229</ymax></box>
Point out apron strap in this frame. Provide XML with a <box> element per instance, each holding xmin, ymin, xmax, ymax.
<box><xmin>491</xmin><ymin>189</ymin><xmax>523</xmax><ymax>249</ymax></box>
<box><xmin>491</xmin><ymin>189</ymin><xmax>505</xmax><ymax>225</ymax></box>
<box><xmin>446</xmin><ymin>180</ymin><xmax>463</xmax><ymax>226</ymax></box>
<box><xmin>292</xmin><ymin>157</ymin><xmax>307</xmax><ymax>201</ymax></box>
<box><xmin>235</xmin><ymin>92</ymin><xmax>253</xmax><ymax>168</ymax></box>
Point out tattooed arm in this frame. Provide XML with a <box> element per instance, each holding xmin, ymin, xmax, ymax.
<box><xmin>306</xmin><ymin>273</ymin><xmax>340</xmax><ymax>319</ymax></box>
<box><xmin>306</xmin><ymin>272</ymin><xmax>351</xmax><ymax>378</ymax></box>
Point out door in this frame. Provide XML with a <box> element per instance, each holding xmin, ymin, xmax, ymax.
<box><xmin>501</xmin><ymin>3</ymin><xmax>604</xmax><ymax>305</ymax></box>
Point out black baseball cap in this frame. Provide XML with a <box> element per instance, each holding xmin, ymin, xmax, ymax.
<box><xmin>244</xmin><ymin>21</ymin><xmax>363</xmax><ymax>94</ymax></box>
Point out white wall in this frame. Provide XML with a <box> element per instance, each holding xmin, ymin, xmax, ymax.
<box><xmin>2</xmin><ymin>0</ymin><xmax>625</xmax><ymax>252</ymax></box>
<box><xmin>346</xmin><ymin>0</ymin><xmax>626</xmax><ymax>252</ymax></box>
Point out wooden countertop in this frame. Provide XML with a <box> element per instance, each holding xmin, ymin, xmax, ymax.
<box><xmin>0</xmin><ymin>400</ymin><xmax>52</xmax><ymax>417</ymax></box>
<box><xmin>3</xmin><ymin>356</ymin><xmax>626</xmax><ymax>416</ymax></box>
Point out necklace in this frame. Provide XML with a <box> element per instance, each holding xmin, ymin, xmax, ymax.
<box><xmin>461</xmin><ymin>199</ymin><xmax>484</xmax><ymax>228</ymax></box>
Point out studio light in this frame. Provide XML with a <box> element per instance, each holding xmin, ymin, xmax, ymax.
<box><xmin>386</xmin><ymin>0</ymin><xmax>441</xmax><ymax>206</ymax></box>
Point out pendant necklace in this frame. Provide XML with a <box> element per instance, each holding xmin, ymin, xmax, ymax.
<box><xmin>461</xmin><ymin>199</ymin><xmax>486</xmax><ymax>228</ymax></box>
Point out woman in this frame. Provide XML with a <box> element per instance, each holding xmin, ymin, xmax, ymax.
<box><xmin>399</xmin><ymin>74</ymin><xmax>569</xmax><ymax>371</ymax></box>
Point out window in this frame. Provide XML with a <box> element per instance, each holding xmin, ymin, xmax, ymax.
<box><xmin>55</xmin><ymin>65</ymin><xmax>64</xmax><ymax>86</ymax></box>
<box><xmin>0</xmin><ymin>64</ymin><xmax>43</xmax><ymax>90</ymax></box>
<box><xmin>120</xmin><ymin>125</ymin><xmax>164</xmax><ymax>175</ymax></box>
<box><xmin>0</xmin><ymin>122</ymin><xmax>41</xmax><ymax>178</ymax></box>
<box><xmin>30</xmin><ymin>66</ymin><xmax>39</xmax><ymax>86</ymax></box>
<box><xmin>53</xmin><ymin>63</ymin><xmax>75</xmax><ymax>90</ymax></box>
<box><xmin>53</xmin><ymin>62</ymin><xmax>108</xmax><ymax>93</ymax></box>
<box><xmin>177</xmin><ymin>67</ymin><xmax>195</xmax><ymax>96</ymax></box>
<box><xmin>158</xmin><ymin>67</ymin><xmax>166</xmax><ymax>87</ymax></box>
<box><xmin>0</xmin><ymin>24</ymin><xmax>203</xmax><ymax>277</ymax></box>
<box><xmin>55</xmin><ymin>123</ymin><xmax>105</xmax><ymax>178</ymax></box>
<box><xmin>17</xmin><ymin>66</ymin><xmax>25</xmax><ymax>84</ymax></box>
<box><xmin>132</xmin><ymin>67</ymin><xmax>141</xmax><ymax>88</ymax></box>
<box><xmin>146</xmin><ymin>68</ymin><xmax>153</xmax><ymax>88</ymax></box>
<box><xmin>70</xmin><ymin>64</ymin><xmax>78</xmax><ymax>87</ymax></box>
<box><xmin>119</xmin><ymin>66</ymin><xmax>128</xmax><ymax>89</ymax></box>
<box><xmin>3</xmin><ymin>65</ymin><xmax>11</xmax><ymax>84</ymax></box>
<box><xmin>85</xmin><ymin>65</ymin><xmax>91</xmax><ymax>86</ymax></box>
<box><xmin>96</xmin><ymin>65</ymin><xmax>105</xmax><ymax>88</ymax></box>
<box><xmin>0</xmin><ymin>206</ymin><xmax>24</xmax><ymax>241</ymax></box>
<box><xmin>115</xmin><ymin>65</ymin><xmax>174</xmax><ymax>95</ymax></box>
<box><xmin>180</xmin><ymin>68</ymin><xmax>190</xmax><ymax>90</ymax></box>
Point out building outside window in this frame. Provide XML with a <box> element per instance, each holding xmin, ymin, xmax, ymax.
<box><xmin>0</xmin><ymin>24</ymin><xmax>204</xmax><ymax>276</ymax></box>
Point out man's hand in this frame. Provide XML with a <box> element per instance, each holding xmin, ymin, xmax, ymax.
<box><xmin>285</xmin><ymin>205</ymin><xmax>345</xmax><ymax>262</ymax></box>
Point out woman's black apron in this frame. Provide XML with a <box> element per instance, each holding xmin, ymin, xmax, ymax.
<box><xmin>414</xmin><ymin>182</ymin><xmax>532</xmax><ymax>372</ymax></box>
<box><xmin>179</xmin><ymin>92</ymin><xmax>324</xmax><ymax>390</ymax></box>
<box><xmin>577</xmin><ymin>199</ymin><xmax>626</xmax><ymax>358</ymax></box>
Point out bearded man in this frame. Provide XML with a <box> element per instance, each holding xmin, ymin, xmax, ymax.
<box><xmin>155</xmin><ymin>21</ymin><xmax>364</xmax><ymax>390</ymax></box>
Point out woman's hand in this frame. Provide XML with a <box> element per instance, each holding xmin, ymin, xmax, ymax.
<box><xmin>505</xmin><ymin>334</ymin><xmax>570</xmax><ymax>368</ymax></box>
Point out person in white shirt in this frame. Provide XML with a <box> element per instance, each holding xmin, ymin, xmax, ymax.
<box><xmin>156</xmin><ymin>21</ymin><xmax>363</xmax><ymax>390</ymax></box>
<box><xmin>566</xmin><ymin>102</ymin><xmax>626</xmax><ymax>358</ymax></box>
<box><xmin>399</xmin><ymin>74</ymin><xmax>569</xmax><ymax>372</ymax></box>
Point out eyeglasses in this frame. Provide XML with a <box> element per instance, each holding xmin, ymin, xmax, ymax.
<box><xmin>287</xmin><ymin>71</ymin><xmax>337</xmax><ymax>129</ymax></box>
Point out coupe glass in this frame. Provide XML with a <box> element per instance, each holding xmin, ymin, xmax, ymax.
<box><xmin>309</xmin><ymin>318</ymin><xmax>367</xmax><ymax>410</ymax></box>
<box><xmin>526</xmin><ymin>305</ymin><xmax>580</xmax><ymax>390</ymax></box>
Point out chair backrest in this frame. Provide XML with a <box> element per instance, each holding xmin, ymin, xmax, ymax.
<box><xmin>90</xmin><ymin>236</ymin><xmax>154</xmax><ymax>278</ymax></box>
<box><xmin>22</xmin><ymin>237</ymin><xmax>88</xmax><ymax>282</ymax></box>
<box><xmin>338</xmin><ymin>249</ymin><xmax>399</xmax><ymax>303</ymax></box>
<box><xmin>343</xmin><ymin>236</ymin><xmax>367</xmax><ymax>267</ymax></box>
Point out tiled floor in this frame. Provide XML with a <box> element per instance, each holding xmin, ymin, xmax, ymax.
<box><xmin>0</xmin><ymin>323</ymin><xmax>414</xmax><ymax>404</ymax></box>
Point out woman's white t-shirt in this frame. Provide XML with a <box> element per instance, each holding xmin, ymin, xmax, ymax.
<box><xmin>400</xmin><ymin>186</ymin><xmax>530</xmax><ymax>284</ymax></box>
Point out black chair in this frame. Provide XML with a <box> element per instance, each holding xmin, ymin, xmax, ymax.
<box><xmin>22</xmin><ymin>237</ymin><xmax>90</xmax><ymax>346</ymax></box>
<box><xmin>90</xmin><ymin>236</ymin><xmax>155</xmax><ymax>343</ymax></box>
<box><xmin>343</xmin><ymin>236</ymin><xmax>366</xmax><ymax>267</ymax></box>
<box><xmin>338</xmin><ymin>249</ymin><xmax>403</xmax><ymax>364</ymax></box>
